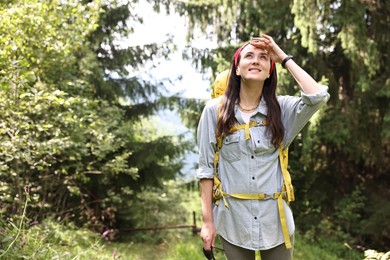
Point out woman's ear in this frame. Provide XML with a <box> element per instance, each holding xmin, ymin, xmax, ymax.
<box><xmin>236</xmin><ymin>68</ymin><xmax>241</xmax><ymax>76</ymax></box>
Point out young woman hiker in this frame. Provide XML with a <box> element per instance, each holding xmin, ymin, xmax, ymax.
<box><xmin>196</xmin><ymin>34</ymin><xmax>330</xmax><ymax>260</ymax></box>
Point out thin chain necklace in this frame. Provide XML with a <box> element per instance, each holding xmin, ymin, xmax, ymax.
<box><xmin>238</xmin><ymin>98</ymin><xmax>260</xmax><ymax>112</ymax></box>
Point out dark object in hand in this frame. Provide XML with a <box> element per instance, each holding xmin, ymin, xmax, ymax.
<box><xmin>203</xmin><ymin>248</ymin><xmax>216</xmax><ymax>260</ymax></box>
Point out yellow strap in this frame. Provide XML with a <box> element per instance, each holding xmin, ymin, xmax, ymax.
<box><xmin>213</xmin><ymin>187</ymin><xmax>286</xmax><ymax>207</ymax></box>
<box><xmin>213</xmin><ymin>149</ymin><xmax>222</xmax><ymax>207</ymax></box>
<box><xmin>220</xmin><ymin>192</ymin><xmax>284</xmax><ymax>200</ymax></box>
<box><xmin>230</xmin><ymin>121</ymin><xmax>257</xmax><ymax>140</ymax></box>
<box><xmin>213</xmin><ymin>188</ymin><xmax>292</xmax><ymax>249</ymax></box>
<box><xmin>277</xmin><ymin>194</ymin><xmax>292</xmax><ymax>249</ymax></box>
<box><xmin>279</xmin><ymin>148</ymin><xmax>295</xmax><ymax>202</ymax></box>
<box><xmin>217</xmin><ymin>135</ymin><xmax>223</xmax><ymax>149</ymax></box>
<box><xmin>213</xmin><ymin>150</ymin><xmax>220</xmax><ymax>169</ymax></box>
<box><xmin>213</xmin><ymin>146</ymin><xmax>229</xmax><ymax>208</ymax></box>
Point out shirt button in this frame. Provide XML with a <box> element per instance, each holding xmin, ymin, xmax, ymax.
<box><xmin>251</xmin><ymin>155</ymin><xmax>254</xmax><ymax>159</ymax></box>
<box><xmin>257</xmin><ymin>140</ymin><xmax>260</xmax><ymax>143</ymax></box>
<box><xmin>254</xmin><ymin>217</ymin><xmax>257</xmax><ymax>220</ymax></box>
<box><xmin>252</xmin><ymin>177</ymin><xmax>255</xmax><ymax>180</ymax></box>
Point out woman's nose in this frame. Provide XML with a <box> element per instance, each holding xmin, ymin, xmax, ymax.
<box><xmin>252</xmin><ymin>58</ymin><xmax>260</xmax><ymax>64</ymax></box>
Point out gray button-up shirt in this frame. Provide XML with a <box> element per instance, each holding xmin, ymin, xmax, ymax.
<box><xmin>196</xmin><ymin>88</ymin><xmax>330</xmax><ymax>250</ymax></box>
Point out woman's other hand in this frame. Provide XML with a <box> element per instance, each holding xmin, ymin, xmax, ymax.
<box><xmin>201</xmin><ymin>221</ymin><xmax>216</xmax><ymax>251</ymax></box>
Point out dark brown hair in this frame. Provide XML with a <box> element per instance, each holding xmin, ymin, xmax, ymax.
<box><xmin>216</xmin><ymin>56</ymin><xmax>284</xmax><ymax>147</ymax></box>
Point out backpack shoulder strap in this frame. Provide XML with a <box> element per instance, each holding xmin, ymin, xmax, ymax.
<box><xmin>279</xmin><ymin>144</ymin><xmax>295</xmax><ymax>202</ymax></box>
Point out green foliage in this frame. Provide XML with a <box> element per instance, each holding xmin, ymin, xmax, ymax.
<box><xmin>291</xmin><ymin>0</ymin><xmax>321</xmax><ymax>53</ymax></box>
<box><xmin>0</xmin><ymin>0</ymin><xmax>193</xmax><ymax>240</ymax></box>
<box><xmin>0</xmin><ymin>0</ymin><xmax>101</xmax><ymax>89</ymax></box>
<box><xmin>360</xmin><ymin>192</ymin><xmax>390</xmax><ymax>247</ymax></box>
<box><xmin>335</xmin><ymin>184</ymin><xmax>366</xmax><ymax>234</ymax></box>
<box><xmin>122</xmin><ymin>181</ymin><xmax>188</xmax><ymax>240</ymax></box>
<box><xmin>0</xmin><ymin>0</ymin><xmax>105</xmax><ymax>219</ymax></box>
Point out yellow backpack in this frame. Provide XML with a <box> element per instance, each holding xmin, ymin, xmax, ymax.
<box><xmin>211</xmin><ymin>70</ymin><xmax>294</xmax><ymax>249</ymax></box>
<box><xmin>211</xmin><ymin>69</ymin><xmax>230</xmax><ymax>99</ymax></box>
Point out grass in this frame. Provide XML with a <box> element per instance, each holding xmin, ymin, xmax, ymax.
<box><xmin>0</xmin><ymin>212</ymin><xmax>379</xmax><ymax>260</ymax></box>
<box><xmin>293</xmin><ymin>232</ymin><xmax>362</xmax><ymax>260</ymax></box>
<box><xmin>0</xmin><ymin>185</ymin><xmax>385</xmax><ymax>259</ymax></box>
<box><xmin>0</xmin><ymin>219</ymin><xmax>111</xmax><ymax>259</ymax></box>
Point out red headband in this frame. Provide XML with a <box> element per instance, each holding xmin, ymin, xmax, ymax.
<box><xmin>269</xmin><ymin>60</ymin><xmax>275</xmax><ymax>75</ymax></box>
<box><xmin>233</xmin><ymin>41</ymin><xmax>275</xmax><ymax>75</ymax></box>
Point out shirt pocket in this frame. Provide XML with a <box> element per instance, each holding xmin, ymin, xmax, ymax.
<box><xmin>220</xmin><ymin>132</ymin><xmax>241</xmax><ymax>162</ymax></box>
<box><xmin>251</xmin><ymin>127</ymin><xmax>273</xmax><ymax>156</ymax></box>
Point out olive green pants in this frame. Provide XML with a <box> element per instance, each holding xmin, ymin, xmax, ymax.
<box><xmin>220</xmin><ymin>235</ymin><xmax>294</xmax><ymax>260</ymax></box>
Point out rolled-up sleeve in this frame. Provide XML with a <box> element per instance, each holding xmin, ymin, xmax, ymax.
<box><xmin>281</xmin><ymin>86</ymin><xmax>330</xmax><ymax>147</ymax></box>
<box><xmin>301</xmin><ymin>87</ymin><xmax>330</xmax><ymax>106</ymax></box>
<box><xmin>196</xmin><ymin>98</ymin><xmax>219</xmax><ymax>179</ymax></box>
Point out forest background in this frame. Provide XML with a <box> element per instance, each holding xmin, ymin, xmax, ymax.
<box><xmin>0</xmin><ymin>0</ymin><xmax>389</xmax><ymax>259</ymax></box>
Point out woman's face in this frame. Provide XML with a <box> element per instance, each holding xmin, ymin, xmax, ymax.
<box><xmin>236</xmin><ymin>44</ymin><xmax>271</xmax><ymax>82</ymax></box>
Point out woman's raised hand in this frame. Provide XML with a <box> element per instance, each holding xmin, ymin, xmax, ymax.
<box><xmin>250</xmin><ymin>35</ymin><xmax>288</xmax><ymax>64</ymax></box>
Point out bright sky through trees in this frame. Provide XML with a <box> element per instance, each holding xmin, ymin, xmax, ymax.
<box><xmin>124</xmin><ymin>2</ymin><xmax>216</xmax><ymax>178</ymax></box>
<box><xmin>126</xmin><ymin>1</ymin><xmax>212</xmax><ymax>100</ymax></box>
